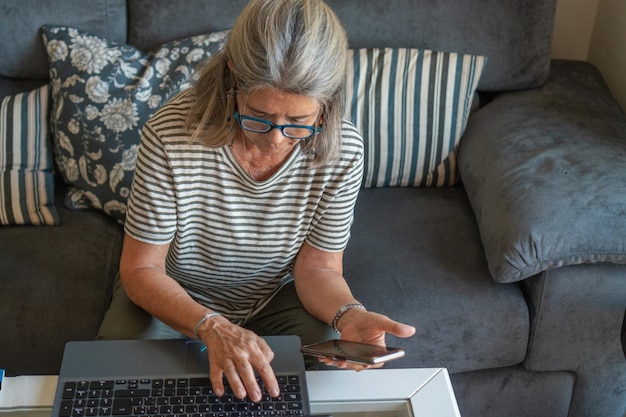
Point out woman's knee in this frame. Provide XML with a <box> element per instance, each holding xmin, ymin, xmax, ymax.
<box><xmin>97</xmin><ymin>273</ymin><xmax>183</xmax><ymax>340</ymax></box>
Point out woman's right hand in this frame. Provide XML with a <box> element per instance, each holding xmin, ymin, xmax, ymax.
<box><xmin>196</xmin><ymin>315</ymin><xmax>280</xmax><ymax>402</ymax></box>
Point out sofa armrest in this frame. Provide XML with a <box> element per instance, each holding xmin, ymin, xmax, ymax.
<box><xmin>458</xmin><ymin>60</ymin><xmax>626</xmax><ymax>283</ymax></box>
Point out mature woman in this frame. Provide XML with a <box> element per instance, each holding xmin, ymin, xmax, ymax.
<box><xmin>98</xmin><ymin>0</ymin><xmax>415</xmax><ymax>402</ymax></box>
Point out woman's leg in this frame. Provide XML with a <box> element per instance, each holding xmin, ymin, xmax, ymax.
<box><xmin>97</xmin><ymin>273</ymin><xmax>185</xmax><ymax>340</ymax></box>
<box><xmin>244</xmin><ymin>281</ymin><xmax>336</xmax><ymax>369</ymax></box>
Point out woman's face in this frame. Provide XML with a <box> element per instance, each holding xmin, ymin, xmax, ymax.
<box><xmin>236</xmin><ymin>87</ymin><xmax>321</xmax><ymax>152</ymax></box>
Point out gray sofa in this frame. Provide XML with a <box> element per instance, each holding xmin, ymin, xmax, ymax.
<box><xmin>1</xmin><ymin>1</ymin><xmax>625</xmax><ymax>417</ymax></box>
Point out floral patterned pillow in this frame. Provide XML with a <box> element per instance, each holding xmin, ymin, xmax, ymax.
<box><xmin>41</xmin><ymin>26</ymin><xmax>229</xmax><ymax>222</ymax></box>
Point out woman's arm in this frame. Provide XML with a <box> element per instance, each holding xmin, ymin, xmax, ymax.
<box><xmin>119</xmin><ymin>233</ymin><xmax>279</xmax><ymax>402</ymax></box>
<box><xmin>293</xmin><ymin>241</ymin><xmax>416</xmax><ymax>363</ymax></box>
<box><xmin>119</xmin><ymin>234</ymin><xmax>206</xmax><ymax>335</ymax></box>
<box><xmin>292</xmin><ymin>241</ymin><xmax>357</xmax><ymax>326</ymax></box>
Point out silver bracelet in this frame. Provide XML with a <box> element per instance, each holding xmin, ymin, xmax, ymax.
<box><xmin>331</xmin><ymin>303</ymin><xmax>366</xmax><ymax>333</ymax></box>
<box><xmin>193</xmin><ymin>312</ymin><xmax>221</xmax><ymax>339</ymax></box>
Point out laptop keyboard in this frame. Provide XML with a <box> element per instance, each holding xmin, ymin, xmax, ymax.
<box><xmin>58</xmin><ymin>375</ymin><xmax>305</xmax><ymax>417</ymax></box>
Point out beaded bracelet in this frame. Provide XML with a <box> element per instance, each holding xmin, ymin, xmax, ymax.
<box><xmin>331</xmin><ymin>303</ymin><xmax>366</xmax><ymax>333</ymax></box>
<box><xmin>193</xmin><ymin>312</ymin><xmax>222</xmax><ymax>339</ymax></box>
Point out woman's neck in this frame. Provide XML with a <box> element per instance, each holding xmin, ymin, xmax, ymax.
<box><xmin>229</xmin><ymin>133</ymin><xmax>298</xmax><ymax>181</ymax></box>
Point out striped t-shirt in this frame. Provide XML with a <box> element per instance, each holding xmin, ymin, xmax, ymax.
<box><xmin>125</xmin><ymin>90</ymin><xmax>364</xmax><ymax>325</ymax></box>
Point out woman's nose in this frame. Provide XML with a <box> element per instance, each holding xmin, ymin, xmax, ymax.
<box><xmin>266</xmin><ymin>126</ymin><xmax>291</xmax><ymax>145</ymax></box>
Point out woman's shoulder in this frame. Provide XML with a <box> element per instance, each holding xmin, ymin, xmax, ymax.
<box><xmin>340</xmin><ymin>117</ymin><xmax>364</xmax><ymax>152</ymax></box>
<box><xmin>150</xmin><ymin>88</ymin><xmax>194</xmax><ymax>123</ymax></box>
<box><xmin>145</xmin><ymin>89</ymin><xmax>196</xmax><ymax>133</ymax></box>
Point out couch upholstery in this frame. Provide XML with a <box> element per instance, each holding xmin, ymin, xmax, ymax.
<box><xmin>1</xmin><ymin>1</ymin><xmax>625</xmax><ymax>417</ymax></box>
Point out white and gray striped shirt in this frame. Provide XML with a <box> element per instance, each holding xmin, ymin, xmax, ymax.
<box><xmin>125</xmin><ymin>91</ymin><xmax>364</xmax><ymax>325</ymax></box>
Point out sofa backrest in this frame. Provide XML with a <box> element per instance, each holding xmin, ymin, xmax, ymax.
<box><xmin>0</xmin><ymin>0</ymin><xmax>127</xmax><ymax>98</ymax></box>
<box><xmin>0</xmin><ymin>0</ymin><xmax>557</xmax><ymax>98</ymax></box>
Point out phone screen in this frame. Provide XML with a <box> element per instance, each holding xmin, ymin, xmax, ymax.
<box><xmin>300</xmin><ymin>339</ymin><xmax>405</xmax><ymax>364</ymax></box>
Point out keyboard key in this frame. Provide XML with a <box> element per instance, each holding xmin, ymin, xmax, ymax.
<box><xmin>190</xmin><ymin>377</ymin><xmax>211</xmax><ymax>387</ymax></box>
<box><xmin>284</xmin><ymin>393</ymin><xmax>301</xmax><ymax>401</ymax></box>
<box><xmin>62</xmin><ymin>382</ymin><xmax>76</xmax><ymax>400</ymax></box>
<box><xmin>289</xmin><ymin>401</ymin><xmax>304</xmax><ymax>410</ymax></box>
<box><xmin>75</xmin><ymin>390</ymin><xmax>88</xmax><ymax>399</ymax></box>
<box><xmin>112</xmin><ymin>398</ymin><xmax>131</xmax><ymax>415</ymax></box>
<box><xmin>114</xmin><ymin>389</ymin><xmax>150</xmax><ymax>397</ymax></box>
<box><xmin>90</xmin><ymin>381</ymin><xmax>114</xmax><ymax>390</ymax></box>
<box><xmin>59</xmin><ymin>400</ymin><xmax>73</xmax><ymax>417</ymax></box>
<box><xmin>98</xmin><ymin>406</ymin><xmax>111</xmax><ymax>416</ymax></box>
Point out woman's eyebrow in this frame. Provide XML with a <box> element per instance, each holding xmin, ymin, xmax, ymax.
<box><xmin>246</xmin><ymin>104</ymin><xmax>317</xmax><ymax>120</ymax></box>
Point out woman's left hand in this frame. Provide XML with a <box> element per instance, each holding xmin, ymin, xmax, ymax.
<box><xmin>317</xmin><ymin>309</ymin><xmax>416</xmax><ymax>371</ymax></box>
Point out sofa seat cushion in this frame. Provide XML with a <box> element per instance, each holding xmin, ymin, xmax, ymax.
<box><xmin>0</xmin><ymin>182</ymin><xmax>124</xmax><ymax>375</ymax></box>
<box><xmin>344</xmin><ymin>187</ymin><xmax>529</xmax><ymax>373</ymax></box>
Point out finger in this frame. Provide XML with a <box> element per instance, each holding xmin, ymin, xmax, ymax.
<box><xmin>322</xmin><ymin>357</ymin><xmax>371</xmax><ymax>371</ymax></box>
<box><xmin>394</xmin><ymin>322</ymin><xmax>416</xmax><ymax>338</ymax></box>
<box><xmin>257</xmin><ymin>337</ymin><xmax>275</xmax><ymax>362</ymax></box>
<box><xmin>209</xmin><ymin>364</ymin><xmax>225</xmax><ymax>397</ymax></box>
<box><xmin>382</xmin><ymin>317</ymin><xmax>416</xmax><ymax>338</ymax></box>
<box><xmin>222</xmin><ymin>359</ymin><xmax>247</xmax><ymax>399</ymax></box>
<box><xmin>250</xmin><ymin>359</ymin><xmax>278</xmax><ymax>398</ymax></box>
<box><xmin>235</xmin><ymin>361</ymin><xmax>263</xmax><ymax>402</ymax></box>
<box><xmin>254</xmin><ymin>340</ymin><xmax>279</xmax><ymax>397</ymax></box>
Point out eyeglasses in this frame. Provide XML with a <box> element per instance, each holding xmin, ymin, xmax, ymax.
<box><xmin>233</xmin><ymin>112</ymin><xmax>322</xmax><ymax>140</ymax></box>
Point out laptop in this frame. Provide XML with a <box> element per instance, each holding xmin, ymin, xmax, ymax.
<box><xmin>51</xmin><ymin>336</ymin><xmax>311</xmax><ymax>417</ymax></box>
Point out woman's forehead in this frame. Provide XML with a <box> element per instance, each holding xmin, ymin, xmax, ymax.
<box><xmin>239</xmin><ymin>87</ymin><xmax>320</xmax><ymax>116</ymax></box>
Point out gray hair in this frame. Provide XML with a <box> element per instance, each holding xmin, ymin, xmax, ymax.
<box><xmin>186</xmin><ymin>0</ymin><xmax>348</xmax><ymax>164</ymax></box>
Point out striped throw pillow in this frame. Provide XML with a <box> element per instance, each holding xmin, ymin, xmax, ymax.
<box><xmin>0</xmin><ymin>85</ymin><xmax>60</xmax><ymax>225</ymax></box>
<box><xmin>345</xmin><ymin>48</ymin><xmax>486</xmax><ymax>187</ymax></box>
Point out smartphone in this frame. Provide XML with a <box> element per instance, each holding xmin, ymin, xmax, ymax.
<box><xmin>300</xmin><ymin>339</ymin><xmax>405</xmax><ymax>365</ymax></box>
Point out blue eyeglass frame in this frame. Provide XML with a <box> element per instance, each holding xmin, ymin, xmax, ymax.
<box><xmin>233</xmin><ymin>111</ymin><xmax>322</xmax><ymax>140</ymax></box>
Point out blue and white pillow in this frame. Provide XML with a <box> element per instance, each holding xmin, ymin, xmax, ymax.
<box><xmin>345</xmin><ymin>48</ymin><xmax>486</xmax><ymax>188</ymax></box>
<box><xmin>0</xmin><ymin>84</ymin><xmax>60</xmax><ymax>226</ymax></box>
<box><xmin>41</xmin><ymin>26</ymin><xmax>229</xmax><ymax>222</ymax></box>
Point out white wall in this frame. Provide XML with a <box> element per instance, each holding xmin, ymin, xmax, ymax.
<box><xmin>552</xmin><ymin>0</ymin><xmax>626</xmax><ymax>113</ymax></box>
<box><xmin>587</xmin><ymin>0</ymin><xmax>626</xmax><ymax>113</ymax></box>
<box><xmin>551</xmin><ymin>0</ymin><xmax>599</xmax><ymax>60</ymax></box>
